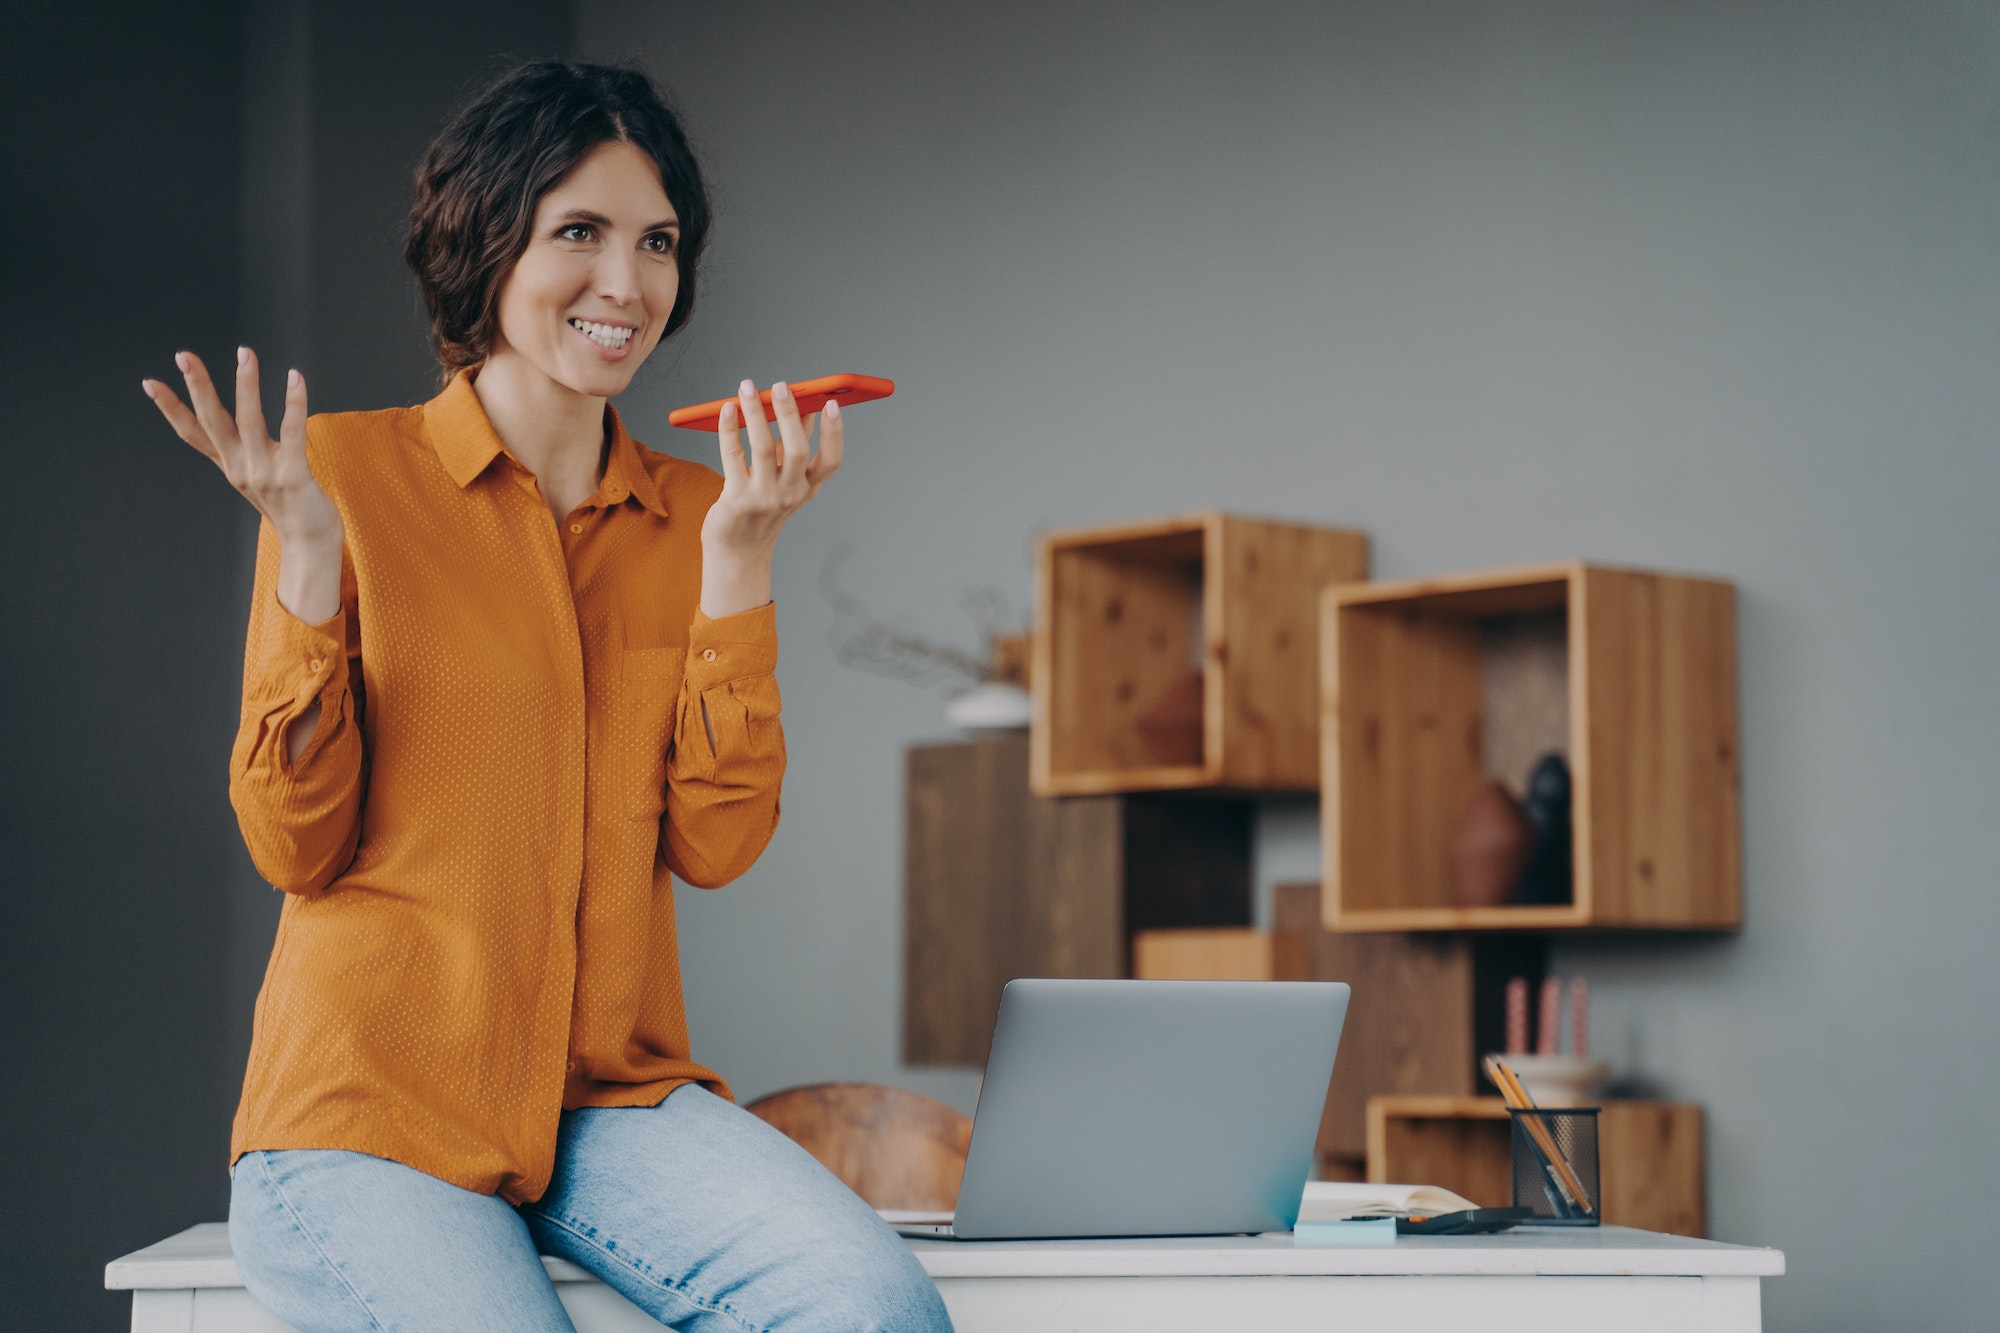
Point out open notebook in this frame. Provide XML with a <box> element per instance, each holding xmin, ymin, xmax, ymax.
<box><xmin>1296</xmin><ymin>1181</ymin><xmax>1481</xmax><ymax>1221</ymax></box>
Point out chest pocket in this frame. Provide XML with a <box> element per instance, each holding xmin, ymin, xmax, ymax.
<box><xmin>618</xmin><ymin>647</ymin><xmax>684</xmax><ymax>820</ymax></box>
<box><xmin>621</xmin><ymin>646</ymin><xmax>683</xmax><ymax>696</ymax></box>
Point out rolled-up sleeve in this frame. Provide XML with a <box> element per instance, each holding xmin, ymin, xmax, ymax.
<box><xmin>228</xmin><ymin>518</ymin><xmax>364</xmax><ymax>895</ymax></box>
<box><xmin>660</xmin><ymin>601</ymin><xmax>784</xmax><ymax>888</ymax></box>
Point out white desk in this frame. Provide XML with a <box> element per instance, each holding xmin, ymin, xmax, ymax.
<box><xmin>109</xmin><ymin>1222</ymin><xmax>1784</xmax><ymax>1332</ymax></box>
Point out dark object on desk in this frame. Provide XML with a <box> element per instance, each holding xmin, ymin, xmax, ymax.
<box><xmin>1395</xmin><ymin>1207</ymin><xmax>1534</xmax><ymax>1235</ymax></box>
<box><xmin>1515</xmin><ymin>753</ymin><xmax>1574</xmax><ymax>905</ymax></box>
<box><xmin>1446</xmin><ymin>781</ymin><xmax>1534</xmax><ymax>908</ymax></box>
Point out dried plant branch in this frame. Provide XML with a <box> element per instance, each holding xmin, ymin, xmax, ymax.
<box><xmin>820</xmin><ymin>543</ymin><xmax>1020</xmax><ymax>687</ymax></box>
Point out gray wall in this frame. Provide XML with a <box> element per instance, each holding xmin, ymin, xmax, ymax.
<box><xmin>0</xmin><ymin>5</ymin><xmax>248</xmax><ymax>1325</ymax></box>
<box><xmin>578</xmin><ymin>3</ymin><xmax>2000</xmax><ymax>1328</ymax></box>
<box><xmin>0</xmin><ymin>3</ymin><xmax>563</xmax><ymax>1326</ymax></box>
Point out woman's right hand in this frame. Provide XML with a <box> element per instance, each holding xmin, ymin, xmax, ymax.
<box><xmin>143</xmin><ymin>348</ymin><xmax>345</xmax><ymax>624</ymax></box>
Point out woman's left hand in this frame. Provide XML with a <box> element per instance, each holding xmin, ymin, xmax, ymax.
<box><xmin>699</xmin><ymin>378</ymin><xmax>843</xmax><ymax>618</ymax></box>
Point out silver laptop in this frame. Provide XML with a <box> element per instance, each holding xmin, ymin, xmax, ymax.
<box><xmin>891</xmin><ymin>977</ymin><xmax>1348</xmax><ymax>1240</ymax></box>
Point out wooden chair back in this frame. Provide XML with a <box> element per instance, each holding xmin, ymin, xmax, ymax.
<box><xmin>744</xmin><ymin>1081</ymin><xmax>972</xmax><ymax>1212</ymax></box>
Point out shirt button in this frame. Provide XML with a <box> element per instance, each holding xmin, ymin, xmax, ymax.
<box><xmin>565</xmin><ymin>1060</ymin><xmax>577</xmax><ymax>1074</ymax></box>
<box><xmin>569</xmin><ymin>522</ymin><xmax>583</xmax><ymax>534</ymax></box>
<box><xmin>308</xmin><ymin>659</ymin><xmax>324</xmax><ymax>671</ymax></box>
<box><xmin>702</xmin><ymin>648</ymin><xmax>718</xmax><ymax>662</ymax></box>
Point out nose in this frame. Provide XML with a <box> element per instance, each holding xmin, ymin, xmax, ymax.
<box><xmin>594</xmin><ymin>245</ymin><xmax>642</xmax><ymax>307</ymax></box>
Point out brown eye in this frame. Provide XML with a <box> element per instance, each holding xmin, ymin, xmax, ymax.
<box><xmin>558</xmin><ymin>224</ymin><xmax>595</xmax><ymax>242</ymax></box>
<box><xmin>642</xmin><ymin>231</ymin><xmax>677</xmax><ymax>255</ymax></box>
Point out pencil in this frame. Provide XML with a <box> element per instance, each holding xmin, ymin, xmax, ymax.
<box><xmin>1503</xmin><ymin>1066</ymin><xmax>1594</xmax><ymax>1217</ymax></box>
<box><xmin>1485</xmin><ymin>1057</ymin><xmax>1596</xmax><ymax>1217</ymax></box>
<box><xmin>1487</xmin><ymin>1059</ymin><xmax>1583</xmax><ymax>1215</ymax></box>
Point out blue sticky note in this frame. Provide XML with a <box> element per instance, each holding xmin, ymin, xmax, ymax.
<box><xmin>1292</xmin><ymin>1218</ymin><xmax>1397</xmax><ymax>1246</ymax></box>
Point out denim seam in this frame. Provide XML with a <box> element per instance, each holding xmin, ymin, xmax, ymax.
<box><xmin>253</xmin><ymin>1153</ymin><xmax>387</xmax><ymax>1331</ymax></box>
<box><xmin>527</xmin><ymin>1206</ymin><xmax>766</xmax><ymax>1333</ymax></box>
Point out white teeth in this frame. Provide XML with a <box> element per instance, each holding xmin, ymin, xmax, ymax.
<box><xmin>569</xmin><ymin>319</ymin><xmax>633</xmax><ymax>349</ymax></box>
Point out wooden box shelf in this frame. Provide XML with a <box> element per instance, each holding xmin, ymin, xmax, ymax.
<box><xmin>904</xmin><ymin>736</ymin><xmax>1253</xmax><ymax>1068</ymax></box>
<box><xmin>1033</xmin><ymin>512</ymin><xmax>1368</xmax><ymax>796</ymax></box>
<box><xmin>1368</xmin><ymin>1095</ymin><xmax>1706</xmax><ymax>1237</ymax></box>
<box><xmin>1321</xmin><ymin>561</ymin><xmax>1739</xmax><ymax>932</ymax></box>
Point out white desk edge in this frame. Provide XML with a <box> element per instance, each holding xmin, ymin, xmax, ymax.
<box><xmin>108</xmin><ymin>1221</ymin><xmax>1785</xmax><ymax>1289</ymax></box>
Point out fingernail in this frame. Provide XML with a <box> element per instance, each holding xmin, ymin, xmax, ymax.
<box><xmin>825</xmin><ymin>399</ymin><xmax>840</xmax><ymax>419</ymax></box>
<box><xmin>175</xmin><ymin>352</ymin><xmax>190</xmax><ymax>373</ymax></box>
<box><xmin>238</xmin><ymin>346</ymin><xmax>250</xmax><ymax>366</ymax></box>
<box><xmin>288</xmin><ymin>368</ymin><xmax>301</xmax><ymax>390</ymax></box>
<box><xmin>740</xmin><ymin>378</ymin><xmax>756</xmax><ymax>394</ymax></box>
<box><xmin>139</xmin><ymin>379</ymin><xmax>153</xmax><ymax>396</ymax></box>
<box><xmin>774</xmin><ymin>381</ymin><xmax>791</xmax><ymax>400</ymax></box>
<box><xmin>720</xmin><ymin>401</ymin><xmax>736</xmax><ymax>421</ymax></box>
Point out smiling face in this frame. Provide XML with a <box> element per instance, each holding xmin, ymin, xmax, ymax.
<box><xmin>488</xmin><ymin>139</ymin><xmax>681</xmax><ymax>400</ymax></box>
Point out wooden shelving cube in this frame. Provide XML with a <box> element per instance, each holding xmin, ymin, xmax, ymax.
<box><xmin>904</xmin><ymin>736</ymin><xmax>1253</xmax><ymax>1068</ymax></box>
<box><xmin>1367</xmin><ymin>1095</ymin><xmax>1706</xmax><ymax>1237</ymax></box>
<box><xmin>1322</xmin><ymin>562</ymin><xmax>1739</xmax><ymax>932</ymax></box>
<box><xmin>1032</xmin><ymin>512</ymin><xmax>1369</xmax><ymax>796</ymax></box>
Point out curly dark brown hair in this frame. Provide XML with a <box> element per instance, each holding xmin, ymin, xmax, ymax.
<box><xmin>405</xmin><ymin>61</ymin><xmax>711</xmax><ymax>380</ymax></box>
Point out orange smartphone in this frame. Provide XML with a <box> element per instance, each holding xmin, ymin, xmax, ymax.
<box><xmin>668</xmin><ymin>373</ymin><xmax>895</xmax><ymax>431</ymax></box>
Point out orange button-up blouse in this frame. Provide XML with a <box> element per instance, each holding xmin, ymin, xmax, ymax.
<box><xmin>227</xmin><ymin>371</ymin><xmax>782</xmax><ymax>1204</ymax></box>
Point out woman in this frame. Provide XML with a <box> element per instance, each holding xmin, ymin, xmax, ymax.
<box><xmin>141</xmin><ymin>61</ymin><xmax>951</xmax><ymax>1332</ymax></box>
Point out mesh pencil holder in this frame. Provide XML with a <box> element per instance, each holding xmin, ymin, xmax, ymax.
<box><xmin>1509</xmin><ymin>1107</ymin><xmax>1601</xmax><ymax>1226</ymax></box>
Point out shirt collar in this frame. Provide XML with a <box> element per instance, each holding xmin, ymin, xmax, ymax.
<box><xmin>423</xmin><ymin>371</ymin><xmax>507</xmax><ymax>487</ymax></box>
<box><xmin>601</xmin><ymin>406</ymin><xmax>670</xmax><ymax>518</ymax></box>
<box><xmin>423</xmin><ymin>370</ymin><xmax>669</xmax><ymax>518</ymax></box>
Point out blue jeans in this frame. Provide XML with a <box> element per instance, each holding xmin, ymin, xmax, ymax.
<box><xmin>229</xmin><ymin>1084</ymin><xmax>953</xmax><ymax>1331</ymax></box>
